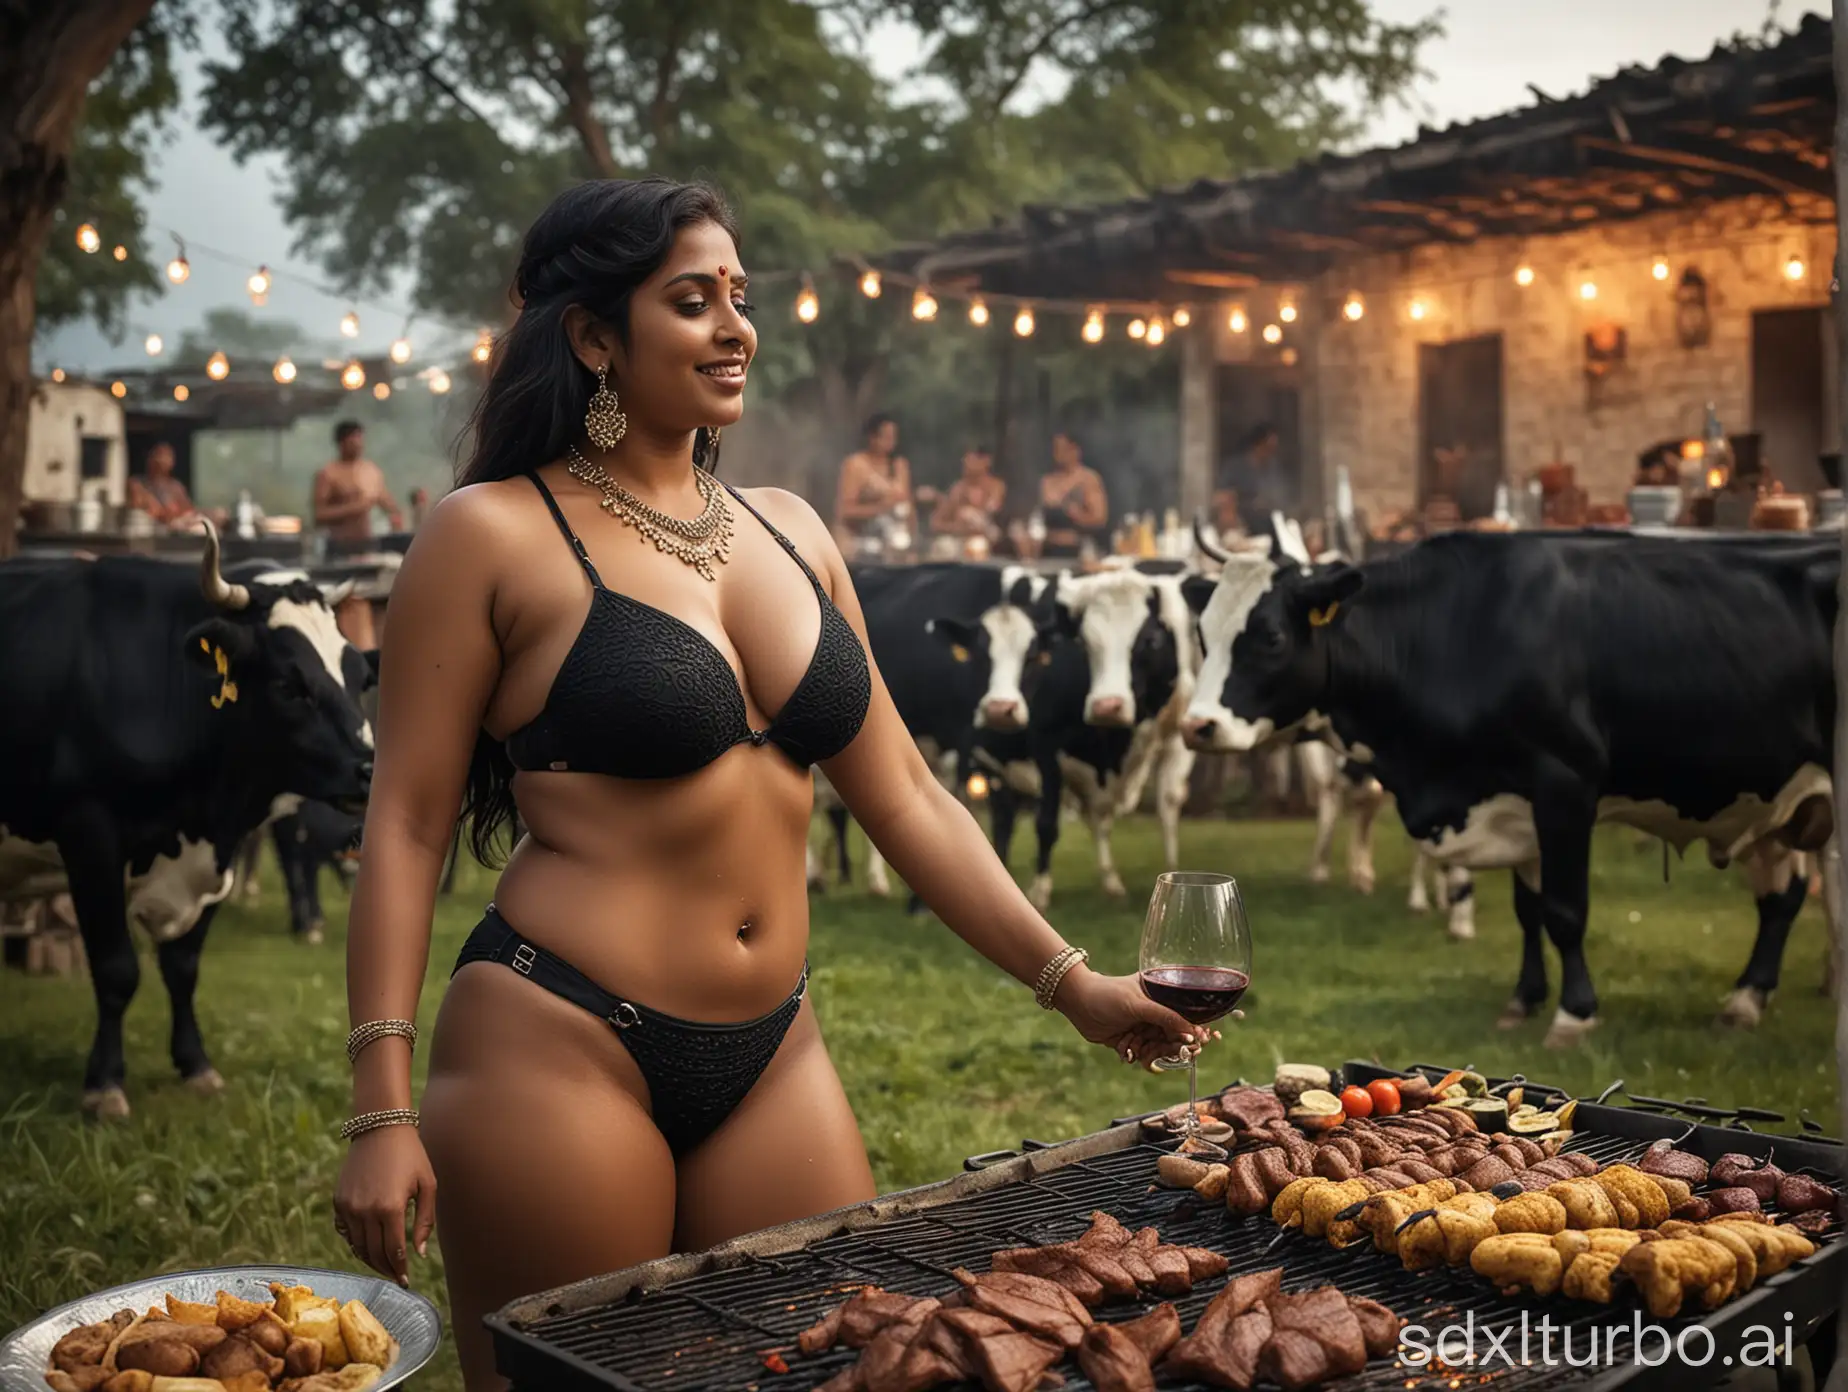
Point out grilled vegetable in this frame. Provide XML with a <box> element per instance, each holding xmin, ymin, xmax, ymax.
<box><xmin>1365</xmin><ymin>1080</ymin><xmax>1402</xmax><ymax>1116</ymax></box>
<box><xmin>1273</xmin><ymin>1065</ymin><xmax>1332</xmax><ymax>1109</ymax></box>
<box><xmin>1466</xmin><ymin>1100</ymin><xmax>1509</xmax><ymax>1133</ymax></box>
<box><xmin>1339</xmin><ymin>1086</ymin><xmax>1374</xmax><ymax>1120</ymax></box>
<box><xmin>1289</xmin><ymin>1090</ymin><xmax>1346</xmax><ymax>1133</ymax></box>
<box><xmin>1395</xmin><ymin>1075</ymin><xmax>1435</xmax><ymax>1110</ymax></box>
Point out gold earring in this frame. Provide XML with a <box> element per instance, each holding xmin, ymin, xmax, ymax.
<box><xmin>585</xmin><ymin>363</ymin><xmax>627</xmax><ymax>449</ymax></box>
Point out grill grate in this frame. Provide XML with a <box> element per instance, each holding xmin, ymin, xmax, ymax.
<box><xmin>501</xmin><ymin>1128</ymin><xmax>1840</xmax><ymax>1392</ymax></box>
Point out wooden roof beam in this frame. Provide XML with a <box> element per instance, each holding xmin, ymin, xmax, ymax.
<box><xmin>1577</xmin><ymin>133</ymin><xmax>1833</xmax><ymax>199</ymax></box>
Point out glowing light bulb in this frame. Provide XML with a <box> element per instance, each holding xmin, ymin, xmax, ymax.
<box><xmin>206</xmin><ymin>351</ymin><xmax>229</xmax><ymax>380</ymax></box>
<box><xmin>110</xmin><ymin>381</ymin><xmax>127</xmax><ymax>399</ymax></box>
<box><xmin>173</xmin><ymin>384</ymin><xmax>190</xmax><ymax>402</ymax></box>
<box><xmin>112</xmin><ymin>245</ymin><xmax>128</xmax><ymax>262</ymax></box>
<box><xmin>1408</xmin><ymin>298</ymin><xmax>1428</xmax><ymax>321</ymax></box>
<box><xmin>1343</xmin><ymin>294</ymin><xmax>1365</xmax><ymax>322</ymax></box>
<box><xmin>165</xmin><ymin>255</ymin><xmax>190</xmax><ymax>285</ymax></box>
<box><xmin>248</xmin><ymin>266</ymin><xmax>272</xmax><ymax>301</ymax></box>
<box><xmin>144</xmin><ymin>334</ymin><xmax>163</xmax><ymax>357</ymax></box>
<box><xmin>76</xmin><ymin>224</ymin><xmax>101</xmax><ymax>254</ymax></box>
<box><xmin>373</xmin><ymin>382</ymin><xmax>391</xmax><ymax>400</ymax></box>
<box><xmin>1228</xmin><ymin>307</ymin><xmax>1248</xmax><ymax>334</ymax></box>
<box><xmin>340</xmin><ymin>310</ymin><xmax>360</xmax><ymax>338</ymax></box>
<box><xmin>1579</xmin><ymin>278</ymin><xmax>1598</xmax><ymax>301</ymax></box>
<box><xmin>1081</xmin><ymin>311</ymin><xmax>1105</xmax><ymax>343</ymax></box>
<box><xmin>1146</xmin><ymin>317</ymin><xmax>1166</xmax><ymax>346</ymax></box>
<box><xmin>1127</xmin><ymin>317</ymin><xmax>1147</xmax><ymax>340</ymax></box>
<box><xmin>1514</xmin><ymin>264</ymin><xmax>1535</xmax><ymax>287</ymax></box>
<box><xmin>428</xmin><ymin>368</ymin><xmax>451</xmax><ymax>394</ymax></box>
<box><xmin>1279</xmin><ymin>302</ymin><xmax>1298</xmax><ymax>324</ymax></box>
<box><xmin>968</xmin><ymin>298</ymin><xmax>989</xmax><ymax>327</ymax></box>
<box><xmin>341</xmin><ymin>360</ymin><xmax>366</xmax><ymax>390</ymax></box>
<box><xmin>1013</xmin><ymin>306</ymin><xmax>1035</xmax><ymax>337</ymax></box>
<box><xmin>50</xmin><ymin>368</ymin><xmax>66</xmax><ymax>383</ymax></box>
<box><xmin>859</xmin><ymin>270</ymin><xmax>881</xmax><ymax>298</ymax></box>
<box><xmin>796</xmin><ymin>283</ymin><xmax>819</xmax><ymax>323</ymax></box>
<box><xmin>472</xmin><ymin>330</ymin><xmax>492</xmax><ymax>363</ymax></box>
<box><xmin>1786</xmin><ymin>254</ymin><xmax>1807</xmax><ymax>282</ymax></box>
<box><xmin>389</xmin><ymin>337</ymin><xmax>413</xmax><ymax>364</ymax></box>
<box><xmin>911</xmin><ymin>287</ymin><xmax>938</xmax><ymax>321</ymax></box>
<box><xmin>1262</xmin><ymin>323</ymin><xmax>1283</xmax><ymax>345</ymax></box>
<box><xmin>1652</xmin><ymin>256</ymin><xmax>1670</xmax><ymax>282</ymax></box>
<box><xmin>1171</xmin><ymin>306</ymin><xmax>1192</xmax><ymax>328</ymax></box>
<box><xmin>273</xmin><ymin>357</ymin><xmax>297</xmax><ymax>384</ymax></box>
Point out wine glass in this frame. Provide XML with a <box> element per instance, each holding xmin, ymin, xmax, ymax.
<box><xmin>1139</xmin><ymin>872</ymin><xmax>1252</xmax><ymax>1158</ymax></box>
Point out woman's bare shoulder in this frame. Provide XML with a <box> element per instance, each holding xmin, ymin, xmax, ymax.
<box><xmin>402</xmin><ymin>477</ymin><xmax>550</xmax><ymax>576</ymax></box>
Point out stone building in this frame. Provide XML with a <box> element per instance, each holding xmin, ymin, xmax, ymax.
<box><xmin>873</xmin><ymin>15</ymin><xmax>1837</xmax><ymax>539</ymax></box>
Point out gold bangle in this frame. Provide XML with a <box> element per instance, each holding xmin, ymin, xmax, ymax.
<box><xmin>346</xmin><ymin>1019</ymin><xmax>417</xmax><ymax>1063</ymax></box>
<box><xmin>1034</xmin><ymin>947</ymin><xmax>1088</xmax><ymax>1009</ymax></box>
<box><xmin>338</xmin><ymin>1108</ymin><xmax>419</xmax><ymax>1141</ymax></box>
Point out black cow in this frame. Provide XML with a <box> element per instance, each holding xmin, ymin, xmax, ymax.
<box><xmin>1183</xmin><ymin>528</ymin><xmax>1838</xmax><ymax>1046</ymax></box>
<box><xmin>0</xmin><ymin>525</ymin><xmax>375</xmax><ymax>1116</ymax></box>
<box><xmin>270</xmin><ymin>800</ymin><xmax>364</xmax><ymax>943</ymax></box>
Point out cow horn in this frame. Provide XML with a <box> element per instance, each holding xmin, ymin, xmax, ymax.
<box><xmin>321</xmin><ymin>579</ymin><xmax>357</xmax><ymax>608</ymax></box>
<box><xmin>1192</xmin><ymin>512</ymin><xmax>1230</xmax><ymax>564</ymax></box>
<box><xmin>197</xmin><ymin>518</ymin><xmax>251</xmax><ymax>611</ymax></box>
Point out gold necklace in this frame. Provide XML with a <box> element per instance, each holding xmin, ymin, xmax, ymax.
<box><xmin>564</xmin><ymin>445</ymin><xmax>734</xmax><ymax>582</ymax></box>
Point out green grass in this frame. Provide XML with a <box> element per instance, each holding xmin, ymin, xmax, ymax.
<box><xmin>2</xmin><ymin>812</ymin><xmax>1839</xmax><ymax>1388</ymax></box>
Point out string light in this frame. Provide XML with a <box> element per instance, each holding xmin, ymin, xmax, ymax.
<box><xmin>1145</xmin><ymin>316</ymin><xmax>1167</xmax><ymax>347</ymax></box>
<box><xmin>173</xmin><ymin>384</ymin><xmax>189</xmax><ymax>402</ymax></box>
<box><xmin>206</xmin><ymin>351</ymin><xmax>230</xmax><ymax>380</ymax></box>
<box><xmin>1786</xmin><ymin>253</ymin><xmax>1807</xmax><ymax>282</ymax></box>
<box><xmin>1227</xmin><ymin>307</ymin><xmax>1248</xmax><ymax>334</ymax></box>
<box><xmin>1280</xmin><ymin>347</ymin><xmax>1299</xmax><ymax>366</ymax></box>
<box><xmin>1652</xmin><ymin>255</ymin><xmax>1670</xmax><ymax>282</ymax></box>
<box><xmin>1514</xmin><ymin>264</ymin><xmax>1535</xmax><ymax>287</ymax></box>
<box><xmin>968</xmin><ymin>297</ymin><xmax>989</xmax><ymax>327</ymax></box>
<box><xmin>110</xmin><ymin>381</ymin><xmax>127</xmax><ymax>399</ymax></box>
<box><xmin>1127</xmin><ymin>317</ymin><xmax>1147</xmax><ymax>340</ymax></box>
<box><xmin>859</xmin><ymin>269</ymin><xmax>882</xmax><ymax>299</ymax></box>
<box><xmin>1342</xmin><ymin>293</ymin><xmax>1365</xmax><ymax>322</ymax></box>
<box><xmin>341</xmin><ymin>360</ymin><xmax>366</xmax><ymax>390</ymax></box>
<box><xmin>1579</xmin><ymin>277</ymin><xmax>1598</xmax><ymax>301</ymax></box>
<box><xmin>1013</xmin><ymin>306</ymin><xmax>1035</xmax><ymax>337</ymax></box>
<box><xmin>373</xmin><ymin>381</ymin><xmax>392</xmax><ymax>400</ymax></box>
<box><xmin>389</xmin><ymin>336</ymin><xmax>413</xmax><ymax>364</ymax></box>
<box><xmin>911</xmin><ymin>286</ymin><xmax>938</xmax><ymax>321</ymax></box>
<box><xmin>472</xmin><ymin>329</ymin><xmax>492</xmax><ymax>363</ymax></box>
<box><xmin>248</xmin><ymin>266</ymin><xmax>272</xmax><ymax>303</ymax></box>
<box><xmin>50</xmin><ymin>368</ymin><xmax>66</xmax><ymax>383</ymax></box>
<box><xmin>1171</xmin><ymin>306</ymin><xmax>1192</xmax><ymax>328</ymax></box>
<box><xmin>1262</xmin><ymin>323</ymin><xmax>1283</xmax><ymax>344</ymax></box>
<box><xmin>1081</xmin><ymin>309</ymin><xmax>1105</xmax><ymax>343</ymax></box>
<box><xmin>144</xmin><ymin>334</ymin><xmax>163</xmax><ymax>357</ymax></box>
<box><xmin>1278</xmin><ymin>301</ymin><xmax>1298</xmax><ymax>324</ymax></box>
<box><xmin>112</xmin><ymin>245</ymin><xmax>128</xmax><ymax>262</ymax></box>
<box><xmin>795</xmin><ymin>276</ymin><xmax>819</xmax><ymax>323</ymax></box>
<box><xmin>76</xmin><ymin>224</ymin><xmax>101</xmax><ymax>254</ymax></box>
<box><xmin>340</xmin><ymin>310</ymin><xmax>360</xmax><ymax>338</ymax></box>
<box><xmin>1408</xmin><ymin>297</ymin><xmax>1428</xmax><ymax>321</ymax></box>
<box><xmin>165</xmin><ymin>236</ymin><xmax>190</xmax><ymax>285</ymax></box>
<box><xmin>428</xmin><ymin>368</ymin><xmax>452</xmax><ymax>395</ymax></box>
<box><xmin>273</xmin><ymin>357</ymin><xmax>297</xmax><ymax>384</ymax></box>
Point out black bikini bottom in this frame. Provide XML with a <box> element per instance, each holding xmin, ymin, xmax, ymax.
<box><xmin>453</xmin><ymin>905</ymin><xmax>809</xmax><ymax>1157</ymax></box>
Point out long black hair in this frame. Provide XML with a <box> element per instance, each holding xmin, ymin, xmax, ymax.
<box><xmin>457</xmin><ymin>176</ymin><xmax>739</xmax><ymax>867</ymax></box>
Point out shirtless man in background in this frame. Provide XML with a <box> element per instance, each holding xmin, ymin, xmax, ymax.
<box><xmin>313</xmin><ymin>420</ymin><xmax>403</xmax><ymax>649</ymax></box>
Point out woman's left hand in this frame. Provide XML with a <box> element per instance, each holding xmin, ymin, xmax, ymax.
<box><xmin>1053</xmin><ymin>965</ymin><xmax>1232</xmax><ymax>1070</ymax></box>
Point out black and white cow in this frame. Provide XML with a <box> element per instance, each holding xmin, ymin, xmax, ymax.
<box><xmin>979</xmin><ymin>567</ymin><xmax>1202</xmax><ymax>908</ymax></box>
<box><xmin>808</xmin><ymin>563</ymin><xmax>1052</xmax><ymax>899</ymax></box>
<box><xmin>270</xmin><ymin>800</ymin><xmax>364</xmax><ymax>943</ymax></box>
<box><xmin>1184</xmin><ymin>527</ymin><xmax>1839</xmax><ymax>1046</ymax></box>
<box><xmin>0</xmin><ymin>525</ymin><xmax>375</xmax><ymax>1115</ymax></box>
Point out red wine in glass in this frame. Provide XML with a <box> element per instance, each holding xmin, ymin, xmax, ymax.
<box><xmin>1138</xmin><ymin>873</ymin><xmax>1252</xmax><ymax>1158</ymax></box>
<box><xmin>1138</xmin><ymin>966</ymin><xmax>1250</xmax><ymax>1023</ymax></box>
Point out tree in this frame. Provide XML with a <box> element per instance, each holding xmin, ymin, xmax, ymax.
<box><xmin>0</xmin><ymin>0</ymin><xmax>171</xmax><ymax>557</ymax></box>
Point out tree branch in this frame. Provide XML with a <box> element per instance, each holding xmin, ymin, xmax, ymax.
<box><xmin>338</xmin><ymin>2</ymin><xmax>500</xmax><ymax>133</ymax></box>
<box><xmin>647</xmin><ymin>18</ymin><xmax>686</xmax><ymax>153</ymax></box>
<box><xmin>555</xmin><ymin>40</ymin><xmax>620</xmax><ymax>178</ymax></box>
<box><xmin>988</xmin><ymin>0</ymin><xmax>1136</xmax><ymax>117</ymax></box>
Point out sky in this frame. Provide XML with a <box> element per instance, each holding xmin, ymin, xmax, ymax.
<box><xmin>37</xmin><ymin>0</ymin><xmax>1797</xmax><ymax>373</ymax></box>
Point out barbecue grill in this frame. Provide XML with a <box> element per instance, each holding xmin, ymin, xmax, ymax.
<box><xmin>487</xmin><ymin>1062</ymin><xmax>1844</xmax><ymax>1392</ymax></box>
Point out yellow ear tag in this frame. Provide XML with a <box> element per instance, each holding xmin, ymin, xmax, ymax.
<box><xmin>1309</xmin><ymin>602</ymin><xmax>1340</xmax><ymax>628</ymax></box>
<box><xmin>209</xmin><ymin>645</ymin><xmax>239</xmax><ymax>708</ymax></box>
<box><xmin>950</xmin><ymin>644</ymin><xmax>970</xmax><ymax>663</ymax></box>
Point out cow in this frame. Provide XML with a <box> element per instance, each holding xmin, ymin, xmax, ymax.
<box><xmin>270</xmin><ymin>800</ymin><xmax>364</xmax><ymax>943</ymax></box>
<box><xmin>808</xmin><ymin>563</ymin><xmax>1052</xmax><ymax>903</ymax></box>
<box><xmin>979</xmin><ymin>567</ymin><xmax>1202</xmax><ymax>909</ymax></box>
<box><xmin>1181</xmin><ymin>526</ymin><xmax>1839</xmax><ymax>1047</ymax></box>
<box><xmin>0</xmin><ymin>523</ymin><xmax>376</xmax><ymax>1116</ymax></box>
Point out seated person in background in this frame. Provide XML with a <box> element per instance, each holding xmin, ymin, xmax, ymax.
<box><xmin>1213</xmin><ymin>422</ymin><xmax>1285</xmax><ymax>536</ymax></box>
<box><xmin>1038</xmin><ymin>431</ymin><xmax>1108</xmax><ymax>558</ymax></box>
<box><xmin>313</xmin><ymin>420</ymin><xmax>402</xmax><ymax>650</ymax></box>
<box><xmin>833</xmin><ymin>412</ymin><xmax>912</xmax><ymax>547</ymax></box>
<box><xmin>126</xmin><ymin>442</ymin><xmax>199</xmax><ymax>527</ymax></box>
<box><xmin>926</xmin><ymin>443</ymin><xmax>1005</xmax><ymax>539</ymax></box>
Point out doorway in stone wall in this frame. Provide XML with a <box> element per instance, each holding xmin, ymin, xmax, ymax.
<box><xmin>1750</xmin><ymin>306</ymin><xmax>1835</xmax><ymax>495</ymax></box>
<box><xmin>1216</xmin><ymin>363</ymin><xmax>1303</xmax><ymax>517</ymax></box>
<box><xmin>1418</xmin><ymin>334</ymin><xmax>1504</xmax><ymax>521</ymax></box>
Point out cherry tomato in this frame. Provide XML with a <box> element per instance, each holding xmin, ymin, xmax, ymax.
<box><xmin>1366</xmin><ymin>1079</ymin><xmax>1402</xmax><ymax>1116</ymax></box>
<box><xmin>1339</xmin><ymin>1085</ymin><xmax>1373</xmax><ymax>1119</ymax></box>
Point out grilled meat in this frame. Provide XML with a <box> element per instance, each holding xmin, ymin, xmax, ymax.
<box><xmin>1637</xmin><ymin>1140</ymin><xmax>1709</xmax><ymax>1185</ymax></box>
<box><xmin>950</xmin><ymin>1271</ymin><xmax>1089</xmax><ymax>1349</ymax></box>
<box><xmin>1776</xmin><ymin>1174</ymin><xmax>1840</xmax><ymax>1216</ymax></box>
<box><xmin>1711</xmin><ymin>1153</ymin><xmax>1785</xmax><ymax>1201</ymax></box>
<box><xmin>1218</xmin><ymin>1087</ymin><xmax>1286</xmax><ymax>1133</ymax></box>
<box><xmin>1346</xmin><ymin>1296</ymin><xmax>1404</xmax><ymax>1359</ymax></box>
<box><xmin>1707</xmin><ymin>1187</ymin><xmax>1766</xmax><ymax>1217</ymax></box>
<box><xmin>1075</xmin><ymin>1323</ymin><xmax>1155</xmax><ymax>1392</ymax></box>
<box><xmin>801</xmin><ymin>1290</ymin><xmax>938</xmax><ymax>1354</ymax></box>
<box><xmin>1116</xmin><ymin>1305</ymin><xmax>1182</xmax><ymax>1363</ymax></box>
<box><xmin>1782</xmin><ymin>1209</ymin><xmax>1832</xmax><ymax>1236</ymax></box>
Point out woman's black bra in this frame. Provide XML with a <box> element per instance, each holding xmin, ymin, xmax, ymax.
<box><xmin>505</xmin><ymin>472</ymin><xmax>871</xmax><ymax>780</ymax></box>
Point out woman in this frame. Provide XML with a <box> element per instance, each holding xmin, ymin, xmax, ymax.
<box><xmin>1038</xmin><ymin>430</ymin><xmax>1108</xmax><ymax>558</ymax></box>
<box><xmin>333</xmin><ymin>178</ymin><xmax>1203</xmax><ymax>1392</ymax></box>
<box><xmin>832</xmin><ymin>412</ymin><xmax>912</xmax><ymax>549</ymax></box>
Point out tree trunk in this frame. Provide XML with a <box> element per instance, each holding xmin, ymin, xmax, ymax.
<box><xmin>0</xmin><ymin>0</ymin><xmax>156</xmax><ymax>560</ymax></box>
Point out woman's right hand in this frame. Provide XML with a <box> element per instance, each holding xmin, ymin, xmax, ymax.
<box><xmin>333</xmin><ymin>1125</ymin><xmax>437</xmax><ymax>1286</ymax></box>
